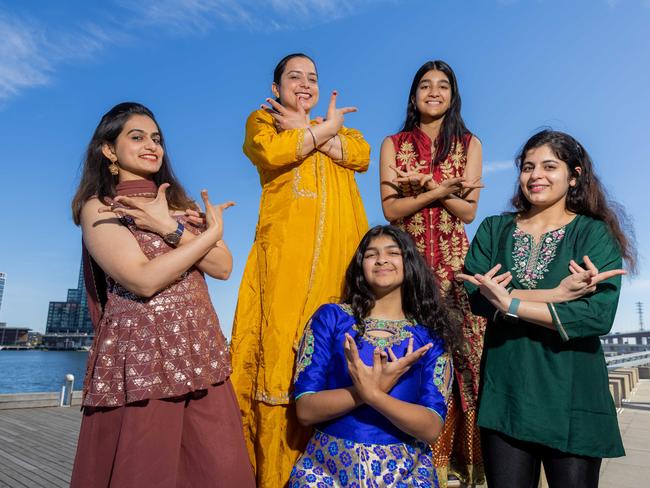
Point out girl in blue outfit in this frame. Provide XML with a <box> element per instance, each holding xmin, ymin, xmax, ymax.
<box><xmin>289</xmin><ymin>225</ymin><xmax>459</xmax><ymax>487</ymax></box>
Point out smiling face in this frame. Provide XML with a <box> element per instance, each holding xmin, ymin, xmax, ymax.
<box><xmin>362</xmin><ymin>235</ymin><xmax>405</xmax><ymax>296</ymax></box>
<box><xmin>272</xmin><ymin>56</ymin><xmax>319</xmax><ymax>113</ymax></box>
<box><xmin>519</xmin><ymin>144</ymin><xmax>578</xmax><ymax>211</ymax></box>
<box><xmin>414</xmin><ymin>69</ymin><xmax>452</xmax><ymax>121</ymax></box>
<box><xmin>102</xmin><ymin>114</ymin><xmax>164</xmax><ymax>181</ymax></box>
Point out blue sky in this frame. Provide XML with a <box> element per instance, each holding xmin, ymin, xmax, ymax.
<box><xmin>0</xmin><ymin>0</ymin><xmax>649</xmax><ymax>335</ymax></box>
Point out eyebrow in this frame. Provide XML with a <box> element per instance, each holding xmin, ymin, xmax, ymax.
<box><xmin>524</xmin><ymin>159</ymin><xmax>560</xmax><ymax>164</ymax></box>
<box><xmin>365</xmin><ymin>244</ymin><xmax>401</xmax><ymax>251</ymax></box>
<box><xmin>286</xmin><ymin>70</ymin><xmax>318</xmax><ymax>77</ymax></box>
<box><xmin>127</xmin><ymin>129</ymin><xmax>161</xmax><ymax>137</ymax></box>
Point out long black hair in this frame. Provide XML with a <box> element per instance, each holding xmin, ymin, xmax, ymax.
<box><xmin>72</xmin><ymin>102</ymin><xmax>196</xmax><ymax>225</ymax></box>
<box><xmin>342</xmin><ymin>225</ymin><xmax>461</xmax><ymax>351</ymax></box>
<box><xmin>401</xmin><ymin>60</ymin><xmax>469</xmax><ymax>164</ymax></box>
<box><xmin>512</xmin><ymin>130</ymin><xmax>637</xmax><ymax>272</ymax></box>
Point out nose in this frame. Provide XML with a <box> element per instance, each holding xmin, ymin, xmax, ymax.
<box><xmin>529</xmin><ymin>164</ymin><xmax>544</xmax><ymax>179</ymax></box>
<box><xmin>144</xmin><ymin>137</ymin><xmax>158</xmax><ymax>151</ymax></box>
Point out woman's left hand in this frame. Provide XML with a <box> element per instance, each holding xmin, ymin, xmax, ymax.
<box><xmin>98</xmin><ymin>183</ymin><xmax>178</xmax><ymax>236</ymax></box>
<box><xmin>343</xmin><ymin>333</ymin><xmax>384</xmax><ymax>405</ymax></box>
<box><xmin>457</xmin><ymin>264</ymin><xmax>512</xmax><ymax>312</ymax></box>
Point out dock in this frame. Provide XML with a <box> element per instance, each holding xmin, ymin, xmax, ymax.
<box><xmin>0</xmin><ymin>381</ymin><xmax>649</xmax><ymax>487</ymax></box>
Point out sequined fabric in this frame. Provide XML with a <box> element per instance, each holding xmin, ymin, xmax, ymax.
<box><xmin>82</xmin><ymin>216</ymin><xmax>231</xmax><ymax>407</ymax></box>
<box><xmin>290</xmin><ymin>430</ymin><xmax>440</xmax><ymax>488</ymax></box>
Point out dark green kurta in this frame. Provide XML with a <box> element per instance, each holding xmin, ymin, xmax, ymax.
<box><xmin>464</xmin><ymin>213</ymin><xmax>624</xmax><ymax>458</ymax></box>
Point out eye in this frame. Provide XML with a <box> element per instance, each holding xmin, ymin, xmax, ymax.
<box><xmin>152</xmin><ymin>137</ymin><xmax>162</xmax><ymax>145</ymax></box>
<box><xmin>363</xmin><ymin>252</ymin><xmax>376</xmax><ymax>259</ymax></box>
<box><xmin>131</xmin><ymin>135</ymin><xmax>143</xmax><ymax>141</ymax></box>
<box><xmin>521</xmin><ymin>164</ymin><xmax>534</xmax><ymax>172</ymax></box>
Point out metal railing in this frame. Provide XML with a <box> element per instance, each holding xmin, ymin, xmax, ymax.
<box><xmin>606</xmin><ymin>351</ymin><xmax>650</xmax><ymax>370</ymax></box>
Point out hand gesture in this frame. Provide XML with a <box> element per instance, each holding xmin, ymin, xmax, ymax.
<box><xmin>556</xmin><ymin>256</ymin><xmax>625</xmax><ymax>301</ymax></box>
<box><xmin>200</xmin><ymin>190</ymin><xmax>234</xmax><ymax>243</ymax></box>
<box><xmin>98</xmin><ymin>183</ymin><xmax>177</xmax><ymax>236</ymax></box>
<box><xmin>391</xmin><ymin>165</ymin><xmax>436</xmax><ymax>191</ymax></box>
<box><xmin>457</xmin><ymin>263</ymin><xmax>511</xmax><ymax>312</ymax></box>
<box><xmin>343</xmin><ymin>333</ymin><xmax>385</xmax><ymax>405</ymax></box>
<box><xmin>379</xmin><ymin>337</ymin><xmax>432</xmax><ymax>392</ymax></box>
<box><xmin>184</xmin><ymin>208</ymin><xmax>205</xmax><ymax>227</ymax></box>
<box><xmin>323</xmin><ymin>91</ymin><xmax>357</xmax><ymax>133</ymax></box>
<box><xmin>439</xmin><ymin>176</ymin><xmax>484</xmax><ymax>198</ymax></box>
<box><xmin>261</xmin><ymin>98</ymin><xmax>309</xmax><ymax>131</ymax></box>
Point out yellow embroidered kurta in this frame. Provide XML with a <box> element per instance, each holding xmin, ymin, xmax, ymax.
<box><xmin>231</xmin><ymin>109</ymin><xmax>369</xmax><ymax>487</ymax></box>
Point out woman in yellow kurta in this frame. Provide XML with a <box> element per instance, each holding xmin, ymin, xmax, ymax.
<box><xmin>230</xmin><ymin>53</ymin><xmax>370</xmax><ymax>487</ymax></box>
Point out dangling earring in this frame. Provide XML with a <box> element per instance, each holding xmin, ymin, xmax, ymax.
<box><xmin>108</xmin><ymin>160</ymin><xmax>119</xmax><ymax>176</ymax></box>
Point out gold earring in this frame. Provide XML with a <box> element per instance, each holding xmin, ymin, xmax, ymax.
<box><xmin>108</xmin><ymin>161</ymin><xmax>119</xmax><ymax>176</ymax></box>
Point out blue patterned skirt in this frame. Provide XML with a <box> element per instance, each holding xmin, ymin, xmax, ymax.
<box><xmin>289</xmin><ymin>430</ymin><xmax>439</xmax><ymax>487</ymax></box>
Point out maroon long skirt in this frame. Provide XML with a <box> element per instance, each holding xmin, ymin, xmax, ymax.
<box><xmin>70</xmin><ymin>379</ymin><xmax>255</xmax><ymax>488</ymax></box>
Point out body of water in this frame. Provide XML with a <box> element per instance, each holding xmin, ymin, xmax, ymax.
<box><xmin>0</xmin><ymin>350</ymin><xmax>88</xmax><ymax>394</ymax></box>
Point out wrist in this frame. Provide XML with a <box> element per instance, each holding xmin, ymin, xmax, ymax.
<box><xmin>159</xmin><ymin>218</ymin><xmax>179</xmax><ymax>236</ymax></box>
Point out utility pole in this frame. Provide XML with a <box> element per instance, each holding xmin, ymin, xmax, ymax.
<box><xmin>636</xmin><ymin>301</ymin><xmax>644</xmax><ymax>331</ymax></box>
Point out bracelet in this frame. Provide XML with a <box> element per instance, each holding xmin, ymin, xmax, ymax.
<box><xmin>306</xmin><ymin>127</ymin><xmax>318</xmax><ymax>148</ymax></box>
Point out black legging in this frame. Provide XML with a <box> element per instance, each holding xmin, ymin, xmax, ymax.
<box><xmin>481</xmin><ymin>428</ymin><xmax>602</xmax><ymax>488</ymax></box>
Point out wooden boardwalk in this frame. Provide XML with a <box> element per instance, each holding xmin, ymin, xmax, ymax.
<box><xmin>0</xmin><ymin>407</ymin><xmax>80</xmax><ymax>487</ymax></box>
<box><xmin>0</xmin><ymin>383</ymin><xmax>649</xmax><ymax>487</ymax></box>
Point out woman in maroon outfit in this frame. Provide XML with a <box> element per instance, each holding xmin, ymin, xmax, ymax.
<box><xmin>70</xmin><ymin>102</ymin><xmax>255</xmax><ymax>487</ymax></box>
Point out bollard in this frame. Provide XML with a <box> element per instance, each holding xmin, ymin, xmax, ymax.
<box><xmin>59</xmin><ymin>373</ymin><xmax>75</xmax><ymax>407</ymax></box>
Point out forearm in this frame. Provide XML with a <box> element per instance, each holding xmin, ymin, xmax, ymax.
<box><xmin>505</xmin><ymin>299</ymin><xmax>556</xmax><ymax>330</ymax></box>
<box><xmin>510</xmin><ymin>288</ymin><xmax>565</xmax><ymax>303</ymax></box>
<box><xmin>295</xmin><ymin>387</ymin><xmax>362</xmax><ymax>426</ymax></box>
<box><xmin>382</xmin><ymin>189</ymin><xmax>443</xmax><ymax>222</ymax></box>
<box><xmin>176</xmin><ymin>231</ymin><xmax>232</xmax><ymax>280</ymax></box>
<box><xmin>368</xmin><ymin>392</ymin><xmax>442</xmax><ymax>445</ymax></box>
<box><xmin>439</xmin><ymin>195</ymin><xmax>477</xmax><ymax>224</ymax></box>
<box><xmin>125</xmin><ymin>231</ymin><xmax>217</xmax><ymax>297</ymax></box>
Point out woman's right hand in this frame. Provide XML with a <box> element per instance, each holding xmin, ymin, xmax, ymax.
<box><xmin>322</xmin><ymin>91</ymin><xmax>357</xmax><ymax>133</ymax></box>
<box><xmin>379</xmin><ymin>338</ymin><xmax>432</xmax><ymax>393</ymax></box>
<box><xmin>261</xmin><ymin>98</ymin><xmax>309</xmax><ymax>131</ymax></box>
<box><xmin>200</xmin><ymin>190</ymin><xmax>234</xmax><ymax>243</ymax></box>
<box><xmin>555</xmin><ymin>256</ymin><xmax>626</xmax><ymax>301</ymax></box>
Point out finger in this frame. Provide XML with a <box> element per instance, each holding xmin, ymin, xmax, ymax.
<box><xmin>484</xmin><ymin>263</ymin><xmax>503</xmax><ymax>279</ymax></box>
<box><xmin>494</xmin><ymin>271</ymin><xmax>511</xmax><ymax>283</ymax></box>
<box><xmin>387</xmin><ymin>347</ymin><xmax>398</xmax><ymax>362</ymax></box>
<box><xmin>217</xmin><ymin>201</ymin><xmax>236</xmax><ymax>211</ymax></box>
<box><xmin>97</xmin><ymin>206</ymin><xmax>116</xmax><ymax>214</ymax></box>
<box><xmin>461</xmin><ymin>182</ymin><xmax>485</xmax><ymax>189</ymax></box>
<box><xmin>344</xmin><ymin>333</ymin><xmax>361</xmax><ymax>361</ymax></box>
<box><xmin>593</xmin><ymin>269</ymin><xmax>626</xmax><ymax>283</ymax></box>
<box><xmin>406</xmin><ymin>337</ymin><xmax>414</xmax><ymax>355</ymax></box>
<box><xmin>569</xmin><ymin>260</ymin><xmax>585</xmax><ymax>274</ymax></box>
<box><xmin>380</xmin><ymin>350</ymin><xmax>388</xmax><ymax>368</ymax></box>
<box><xmin>155</xmin><ymin>182</ymin><xmax>170</xmax><ymax>202</ymax></box>
<box><xmin>313</xmin><ymin>116</ymin><xmax>324</xmax><ymax>124</ymax></box>
<box><xmin>327</xmin><ymin>91</ymin><xmax>338</xmax><ymax>114</ymax></box>
<box><xmin>583</xmin><ymin>256</ymin><xmax>598</xmax><ymax>276</ymax></box>
<box><xmin>456</xmin><ymin>273</ymin><xmax>480</xmax><ymax>285</ymax></box>
<box><xmin>411</xmin><ymin>343</ymin><xmax>432</xmax><ymax>359</ymax></box>
<box><xmin>372</xmin><ymin>348</ymin><xmax>383</xmax><ymax>370</ymax></box>
<box><xmin>113</xmin><ymin>195</ymin><xmax>141</xmax><ymax>209</ymax></box>
<box><xmin>185</xmin><ymin>208</ymin><xmax>199</xmax><ymax>217</ymax></box>
<box><xmin>501</xmin><ymin>275</ymin><xmax>513</xmax><ymax>287</ymax></box>
<box><xmin>339</xmin><ymin>106</ymin><xmax>358</xmax><ymax>115</ymax></box>
<box><xmin>265</xmin><ymin>98</ymin><xmax>287</xmax><ymax>114</ymax></box>
<box><xmin>186</xmin><ymin>216</ymin><xmax>203</xmax><ymax>226</ymax></box>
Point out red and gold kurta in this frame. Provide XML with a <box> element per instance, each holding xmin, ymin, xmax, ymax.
<box><xmin>389</xmin><ymin>127</ymin><xmax>486</xmax><ymax>486</ymax></box>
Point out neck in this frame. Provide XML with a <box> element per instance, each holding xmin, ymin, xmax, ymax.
<box><xmin>369</xmin><ymin>287</ymin><xmax>405</xmax><ymax>319</ymax></box>
<box><xmin>418</xmin><ymin>115</ymin><xmax>444</xmax><ymax>141</ymax></box>
<box><xmin>521</xmin><ymin>198</ymin><xmax>573</xmax><ymax>225</ymax></box>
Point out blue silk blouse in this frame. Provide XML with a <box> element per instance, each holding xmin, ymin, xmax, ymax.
<box><xmin>293</xmin><ymin>303</ymin><xmax>451</xmax><ymax>445</ymax></box>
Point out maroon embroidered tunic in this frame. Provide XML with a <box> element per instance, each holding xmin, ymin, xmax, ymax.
<box><xmin>82</xmin><ymin>214</ymin><xmax>231</xmax><ymax>407</ymax></box>
<box><xmin>389</xmin><ymin>127</ymin><xmax>486</xmax><ymax>411</ymax></box>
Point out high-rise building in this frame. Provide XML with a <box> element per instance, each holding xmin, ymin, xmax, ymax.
<box><xmin>0</xmin><ymin>272</ymin><xmax>5</xmax><ymax>314</ymax></box>
<box><xmin>45</xmin><ymin>261</ymin><xmax>93</xmax><ymax>335</ymax></box>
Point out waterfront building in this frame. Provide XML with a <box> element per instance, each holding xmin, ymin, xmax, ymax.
<box><xmin>0</xmin><ymin>322</ymin><xmax>30</xmax><ymax>347</ymax></box>
<box><xmin>0</xmin><ymin>272</ymin><xmax>5</xmax><ymax>314</ymax></box>
<box><xmin>43</xmin><ymin>260</ymin><xmax>93</xmax><ymax>350</ymax></box>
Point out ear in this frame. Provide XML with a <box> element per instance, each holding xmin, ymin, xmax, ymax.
<box><xmin>271</xmin><ymin>82</ymin><xmax>280</xmax><ymax>100</ymax></box>
<box><xmin>101</xmin><ymin>142</ymin><xmax>117</xmax><ymax>162</ymax></box>
<box><xmin>570</xmin><ymin>166</ymin><xmax>582</xmax><ymax>186</ymax></box>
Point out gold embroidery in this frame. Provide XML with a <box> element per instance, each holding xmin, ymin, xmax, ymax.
<box><xmin>296</xmin><ymin>127</ymin><xmax>305</xmax><ymax>159</ymax></box>
<box><xmin>406</xmin><ymin>212</ymin><xmax>426</xmax><ymax>237</ymax></box>
<box><xmin>255</xmin><ymin>390</ymin><xmax>291</xmax><ymax>404</ymax></box>
<box><xmin>307</xmin><ymin>152</ymin><xmax>327</xmax><ymax>291</ymax></box>
<box><xmin>291</xmin><ymin>163</ymin><xmax>317</xmax><ymax>199</ymax></box>
<box><xmin>339</xmin><ymin>133</ymin><xmax>348</xmax><ymax>162</ymax></box>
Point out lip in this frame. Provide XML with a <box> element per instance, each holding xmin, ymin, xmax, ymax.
<box><xmin>139</xmin><ymin>154</ymin><xmax>159</xmax><ymax>161</ymax></box>
<box><xmin>527</xmin><ymin>184</ymin><xmax>548</xmax><ymax>193</ymax></box>
<box><xmin>374</xmin><ymin>268</ymin><xmax>394</xmax><ymax>275</ymax></box>
<box><xmin>295</xmin><ymin>92</ymin><xmax>312</xmax><ymax>99</ymax></box>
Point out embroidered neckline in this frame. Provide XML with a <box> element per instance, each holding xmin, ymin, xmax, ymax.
<box><xmin>511</xmin><ymin>225</ymin><xmax>567</xmax><ymax>289</ymax></box>
<box><xmin>337</xmin><ymin>303</ymin><xmax>414</xmax><ymax>348</ymax></box>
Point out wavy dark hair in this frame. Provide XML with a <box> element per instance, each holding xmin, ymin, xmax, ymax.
<box><xmin>342</xmin><ymin>225</ymin><xmax>461</xmax><ymax>351</ymax></box>
<box><xmin>512</xmin><ymin>130</ymin><xmax>637</xmax><ymax>272</ymax></box>
<box><xmin>401</xmin><ymin>60</ymin><xmax>470</xmax><ymax>164</ymax></box>
<box><xmin>72</xmin><ymin>102</ymin><xmax>196</xmax><ymax>225</ymax></box>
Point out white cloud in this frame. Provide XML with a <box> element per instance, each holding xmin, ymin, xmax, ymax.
<box><xmin>0</xmin><ymin>11</ymin><xmax>120</xmax><ymax>102</ymax></box>
<box><xmin>483</xmin><ymin>160</ymin><xmax>514</xmax><ymax>175</ymax></box>
<box><xmin>0</xmin><ymin>0</ymin><xmax>386</xmax><ymax>103</ymax></box>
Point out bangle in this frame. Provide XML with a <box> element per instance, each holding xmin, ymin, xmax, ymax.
<box><xmin>306</xmin><ymin>127</ymin><xmax>318</xmax><ymax>148</ymax></box>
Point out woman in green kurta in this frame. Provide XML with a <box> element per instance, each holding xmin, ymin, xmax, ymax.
<box><xmin>459</xmin><ymin>130</ymin><xmax>635</xmax><ymax>488</ymax></box>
